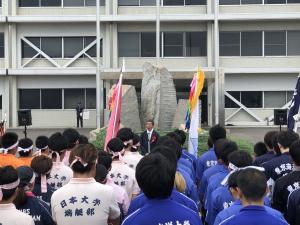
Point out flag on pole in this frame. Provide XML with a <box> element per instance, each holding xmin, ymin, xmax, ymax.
<box><xmin>288</xmin><ymin>76</ymin><xmax>300</xmax><ymax>132</ymax></box>
<box><xmin>185</xmin><ymin>66</ymin><xmax>205</xmax><ymax>157</ymax></box>
<box><xmin>104</xmin><ymin>60</ymin><xmax>125</xmax><ymax>149</ymax></box>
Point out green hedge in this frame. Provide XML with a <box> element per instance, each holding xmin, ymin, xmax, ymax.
<box><xmin>91</xmin><ymin>129</ymin><xmax>254</xmax><ymax>156</ymax></box>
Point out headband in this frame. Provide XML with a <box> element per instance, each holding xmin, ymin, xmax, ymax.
<box><xmin>24</xmin><ymin>173</ymin><xmax>36</xmax><ymax>192</ymax></box>
<box><xmin>111</xmin><ymin>149</ymin><xmax>125</xmax><ymax>162</ymax></box>
<box><xmin>2</xmin><ymin>141</ymin><xmax>19</xmax><ymax>154</ymax></box>
<box><xmin>70</xmin><ymin>156</ymin><xmax>88</xmax><ymax>168</ymax></box>
<box><xmin>0</xmin><ymin>179</ymin><xmax>20</xmax><ymax>201</ymax></box>
<box><xmin>221</xmin><ymin>163</ymin><xmax>265</xmax><ymax>186</ymax></box>
<box><xmin>36</xmin><ymin>145</ymin><xmax>48</xmax><ymax>151</ymax></box>
<box><xmin>18</xmin><ymin>145</ymin><xmax>34</xmax><ymax>153</ymax></box>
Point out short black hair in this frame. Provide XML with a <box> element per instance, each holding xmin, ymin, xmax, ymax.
<box><xmin>31</xmin><ymin>155</ymin><xmax>53</xmax><ymax>175</ymax></box>
<box><xmin>18</xmin><ymin>138</ymin><xmax>33</xmax><ymax>157</ymax></box>
<box><xmin>95</xmin><ymin>164</ymin><xmax>108</xmax><ymax>183</ymax></box>
<box><xmin>278</xmin><ymin>130</ymin><xmax>299</xmax><ymax>149</ymax></box>
<box><xmin>116</xmin><ymin>128</ymin><xmax>134</xmax><ymax>142</ymax></box>
<box><xmin>107</xmin><ymin>138</ymin><xmax>124</xmax><ymax>153</ymax></box>
<box><xmin>290</xmin><ymin>140</ymin><xmax>300</xmax><ymax>166</ymax></box>
<box><xmin>132</xmin><ymin>134</ymin><xmax>141</xmax><ymax>146</ymax></box>
<box><xmin>237</xmin><ymin>168</ymin><xmax>267</xmax><ymax>201</ymax></box>
<box><xmin>0</xmin><ymin>166</ymin><xmax>19</xmax><ymax>200</ymax></box>
<box><xmin>78</xmin><ymin>135</ymin><xmax>89</xmax><ymax>144</ymax></box>
<box><xmin>228</xmin><ymin>170</ymin><xmax>241</xmax><ymax>189</ymax></box>
<box><xmin>174</xmin><ymin>129</ymin><xmax>186</xmax><ymax>146</ymax></box>
<box><xmin>69</xmin><ymin>144</ymin><xmax>97</xmax><ymax>174</ymax></box>
<box><xmin>228</xmin><ymin>150</ymin><xmax>253</xmax><ymax>168</ymax></box>
<box><xmin>1</xmin><ymin>132</ymin><xmax>18</xmax><ymax>149</ymax></box>
<box><xmin>48</xmin><ymin>132</ymin><xmax>68</xmax><ymax>154</ymax></box>
<box><xmin>152</xmin><ymin>145</ymin><xmax>178</xmax><ymax>166</ymax></box>
<box><xmin>166</xmin><ymin>132</ymin><xmax>182</xmax><ymax>145</ymax></box>
<box><xmin>136</xmin><ymin>153</ymin><xmax>176</xmax><ymax>199</ymax></box>
<box><xmin>98</xmin><ymin>151</ymin><xmax>112</xmax><ymax>170</ymax></box>
<box><xmin>157</xmin><ymin>136</ymin><xmax>182</xmax><ymax>159</ymax></box>
<box><xmin>264</xmin><ymin>131</ymin><xmax>278</xmax><ymax>150</ymax></box>
<box><xmin>209</xmin><ymin>125</ymin><xmax>226</xmax><ymax>144</ymax></box>
<box><xmin>214</xmin><ymin>139</ymin><xmax>238</xmax><ymax>165</ymax></box>
<box><xmin>63</xmin><ymin>128</ymin><xmax>80</xmax><ymax>149</ymax></box>
<box><xmin>254</xmin><ymin>142</ymin><xmax>268</xmax><ymax>157</ymax></box>
<box><xmin>35</xmin><ymin>136</ymin><xmax>49</xmax><ymax>151</ymax></box>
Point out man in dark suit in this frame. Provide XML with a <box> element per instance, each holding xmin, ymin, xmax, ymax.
<box><xmin>76</xmin><ymin>102</ymin><xmax>84</xmax><ymax>128</ymax></box>
<box><xmin>140</xmin><ymin>119</ymin><xmax>160</xmax><ymax>155</ymax></box>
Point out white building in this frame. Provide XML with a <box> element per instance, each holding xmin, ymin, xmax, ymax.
<box><xmin>0</xmin><ymin>0</ymin><xmax>300</xmax><ymax>128</ymax></box>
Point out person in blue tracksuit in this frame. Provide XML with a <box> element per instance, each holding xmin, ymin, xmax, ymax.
<box><xmin>14</xmin><ymin>166</ymin><xmax>54</xmax><ymax>225</ymax></box>
<box><xmin>218</xmin><ymin>168</ymin><xmax>287</xmax><ymax>225</ymax></box>
<box><xmin>286</xmin><ymin>188</ymin><xmax>300</xmax><ymax>225</ymax></box>
<box><xmin>207</xmin><ymin>151</ymin><xmax>253</xmax><ymax>225</ymax></box>
<box><xmin>253</xmin><ymin>131</ymin><xmax>278</xmax><ymax>166</ymax></box>
<box><xmin>196</xmin><ymin>125</ymin><xmax>226</xmax><ymax>183</ymax></box>
<box><xmin>122</xmin><ymin>153</ymin><xmax>202</xmax><ymax>225</ymax></box>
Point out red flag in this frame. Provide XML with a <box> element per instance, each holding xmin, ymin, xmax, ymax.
<box><xmin>104</xmin><ymin>74</ymin><xmax>123</xmax><ymax>149</ymax></box>
<box><xmin>0</xmin><ymin>120</ymin><xmax>5</xmax><ymax>137</ymax></box>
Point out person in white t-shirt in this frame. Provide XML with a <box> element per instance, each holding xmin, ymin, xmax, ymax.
<box><xmin>95</xmin><ymin>164</ymin><xmax>130</xmax><ymax>219</ymax></box>
<box><xmin>107</xmin><ymin>138</ymin><xmax>140</xmax><ymax>200</ymax></box>
<box><xmin>47</xmin><ymin>133</ymin><xmax>73</xmax><ymax>190</ymax></box>
<box><xmin>122</xmin><ymin>133</ymin><xmax>143</xmax><ymax>170</ymax></box>
<box><xmin>0</xmin><ymin>166</ymin><xmax>34</xmax><ymax>225</ymax></box>
<box><xmin>51</xmin><ymin>144</ymin><xmax>120</xmax><ymax>225</ymax></box>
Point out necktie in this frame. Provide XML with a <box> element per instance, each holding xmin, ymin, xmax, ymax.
<box><xmin>147</xmin><ymin>132</ymin><xmax>151</xmax><ymax>153</ymax></box>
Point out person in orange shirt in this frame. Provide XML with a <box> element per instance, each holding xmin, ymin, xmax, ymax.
<box><xmin>18</xmin><ymin>138</ymin><xmax>34</xmax><ymax>167</ymax></box>
<box><xmin>0</xmin><ymin>132</ymin><xmax>24</xmax><ymax>169</ymax></box>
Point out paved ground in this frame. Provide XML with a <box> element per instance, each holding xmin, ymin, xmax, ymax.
<box><xmin>7</xmin><ymin>126</ymin><xmax>291</xmax><ymax>144</ymax></box>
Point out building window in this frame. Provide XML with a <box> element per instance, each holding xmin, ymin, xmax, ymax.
<box><xmin>0</xmin><ymin>0</ymin><xmax>2</xmax><ymax>7</ymax></box>
<box><xmin>241</xmin><ymin>91</ymin><xmax>263</xmax><ymax>108</ymax></box>
<box><xmin>220</xmin><ymin>32</ymin><xmax>240</xmax><ymax>56</ymax></box>
<box><xmin>64</xmin><ymin>89</ymin><xmax>85</xmax><ymax>109</ymax></box>
<box><xmin>41</xmin><ymin>89</ymin><xmax>62</xmax><ymax>109</ymax></box>
<box><xmin>41</xmin><ymin>0</ymin><xmax>61</xmax><ymax>6</ymax></box>
<box><xmin>186</xmin><ymin>32</ymin><xmax>207</xmax><ymax>56</ymax></box>
<box><xmin>0</xmin><ymin>33</ymin><xmax>4</xmax><ymax>58</ymax></box>
<box><xmin>225</xmin><ymin>91</ymin><xmax>240</xmax><ymax>108</ymax></box>
<box><xmin>163</xmin><ymin>32</ymin><xmax>184</xmax><ymax>57</ymax></box>
<box><xmin>264</xmin><ymin>31</ymin><xmax>286</xmax><ymax>56</ymax></box>
<box><xmin>64</xmin><ymin>0</ymin><xmax>84</xmax><ymax>6</ymax></box>
<box><xmin>0</xmin><ymin>95</ymin><xmax>2</xmax><ymax>110</ymax></box>
<box><xmin>19</xmin><ymin>89</ymin><xmax>41</xmax><ymax>109</ymax></box>
<box><xmin>118</xmin><ymin>0</ymin><xmax>139</xmax><ymax>6</ymax></box>
<box><xmin>118</xmin><ymin>32</ymin><xmax>140</xmax><ymax>57</ymax></box>
<box><xmin>241</xmin><ymin>0</ymin><xmax>262</xmax><ymax>3</ymax></box>
<box><xmin>241</xmin><ymin>31</ymin><xmax>262</xmax><ymax>56</ymax></box>
<box><xmin>84</xmin><ymin>37</ymin><xmax>102</xmax><ymax>57</ymax></box>
<box><xmin>287</xmin><ymin>31</ymin><xmax>300</xmax><ymax>56</ymax></box>
<box><xmin>41</xmin><ymin>37</ymin><xmax>62</xmax><ymax>58</ymax></box>
<box><xmin>288</xmin><ymin>0</ymin><xmax>300</xmax><ymax>2</ymax></box>
<box><xmin>140</xmin><ymin>0</ymin><xmax>156</xmax><ymax>5</ymax></box>
<box><xmin>86</xmin><ymin>89</ymin><xmax>96</xmax><ymax>109</ymax></box>
<box><xmin>22</xmin><ymin>37</ymin><xmax>41</xmax><ymax>58</ymax></box>
<box><xmin>264</xmin><ymin>91</ymin><xmax>286</xmax><ymax>108</ymax></box>
<box><xmin>265</xmin><ymin>0</ymin><xmax>286</xmax><ymax>3</ymax></box>
<box><xmin>141</xmin><ymin>32</ymin><xmax>156</xmax><ymax>57</ymax></box>
<box><xmin>64</xmin><ymin>37</ymin><xmax>84</xmax><ymax>58</ymax></box>
<box><xmin>163</xmin><ymin>0</ymin><xmax>206</xmax><ymax>5</ymax></box>
<box><xmin>164</xmin><ymin>0</ymin><xmax>184</xmax><ymax>5</ymax></box>
<box><xmin>220</xmin><ymin>0</ymin><xmax>240</xmax><ymax>5</ymax></box>
<box><xmin>19</xmin><ymin>0</ymin><xmax>40</xmax><ymax>7</ymax></box>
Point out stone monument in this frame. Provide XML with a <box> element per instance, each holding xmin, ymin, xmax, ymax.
<box><xmin>141</xmin><ymin>62</ymin><xmax>177</xmax><ymax>130</ymax></box>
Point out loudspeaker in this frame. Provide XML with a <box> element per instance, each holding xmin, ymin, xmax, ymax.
<box><xmin>18</xmin><ymin>110</ymin><xmax>32</xmax><ymax>126</ymax></box>
<box><xmin>274</xmin><ymin>109</ymin><xmax>287</xmax><ymax>126</ymax></box>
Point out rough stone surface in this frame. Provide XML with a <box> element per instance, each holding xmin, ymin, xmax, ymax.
<box><xmin>108</xmin><ymin>85</ymin><xmax>141</xmax><ymax>132</ymax></box>
<box><xmin>172</xmin><ymin>99</ymin><xmax>188</xmax><ymax>129</ymax></box>
<box><xmin>141</xmin><ymin>62</ymin><xmax>177</xmax><ymax>130</ymax></box>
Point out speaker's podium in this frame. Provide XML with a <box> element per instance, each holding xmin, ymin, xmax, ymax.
<box><xmin>18</xmin><ymin>110</ymin><xmax>32</xmax><ymax>138</ymax></box>
<box><xmin>274</xmin><ymin>109</ymin><xmax>287</xmax><ymax>131</ymax></box>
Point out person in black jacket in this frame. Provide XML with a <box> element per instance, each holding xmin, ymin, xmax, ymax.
<box><xmin>75</xmin><ymin>102</ymin><xmax>84</xmax><ymax>128</ymax></box>
<box><xmin>140</xmin><ymin>119</ymin><xmax>159</xmax><ymax>155</ymax></box>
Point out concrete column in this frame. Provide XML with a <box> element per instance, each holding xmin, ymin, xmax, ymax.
<box><xmin>11</xmin><ymin>0</ymin><xmax>17</xmax><ymax>16</ymax></box>
<box><xmin>2</xmin><ymin>78</ymin><xmax>10</xmax><ymax>125</ymax></box>
<box><xmin>218</xmin><ymin>68</ymin><xmax>225</xmax><ymax>126</ymax></box>
<box><xmin>9</xmin><ymin>76</ymin><xmax>18</xmax><ymax>127</ymax></box>
<box><xmin>112</xmin><ymin>0</ymin><xmax>118</xmax><ymax>15</ymax></box>
<box><xmin>207</xmin><ymin>23</ymin><xmax>213</xmax><ymax>68</ymax></box>
<box><xmin>104</xmin><ymin>23</ymin><xmax>111</xmax><ymax>68</ymax></box>
<box><xmin>112</xmin><ymin>23</ymin><xmax>118</xmax><ymax>68</ymax></box>
<box><xmin>207</xmin><ymin>79</ymin><xmax>214</xmax><ymax>127</ymax></box>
